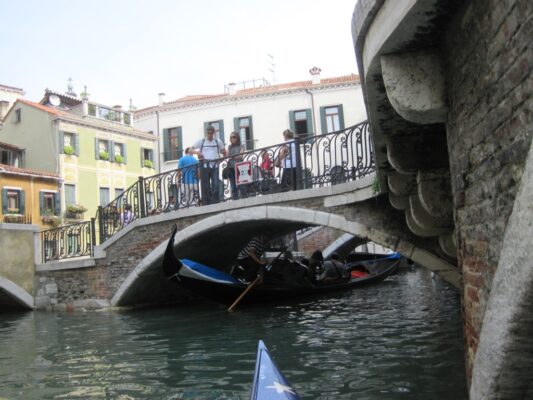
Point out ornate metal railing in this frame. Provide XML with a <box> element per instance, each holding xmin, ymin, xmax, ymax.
<box><xmin>41</xmin><ymin>121</ymin><xmax>374</xmax><ymax>261</ymax></box>
<box><xmin>41</xmin><ymin>219</ymin><xmax>95</xmax><ymax>263</ymax></box>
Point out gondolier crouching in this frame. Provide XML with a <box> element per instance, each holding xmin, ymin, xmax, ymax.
<box><xmin>236</xmin><ymin>236</ymin><xmax>268</xmax><ymax>283</ymax></box>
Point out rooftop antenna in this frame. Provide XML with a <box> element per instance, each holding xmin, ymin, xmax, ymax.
<box><xmin>80</xmin><ymin>85</ymin><xmax>90</xmax><ymax>99</ymax></box>
<box><xmin>266</xmin><ymin>54</ymin><xmax>276</xmax><ymax>84</ymax></box>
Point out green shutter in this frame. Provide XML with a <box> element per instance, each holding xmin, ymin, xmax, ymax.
<box><xmin>177</xmin><ymin>127</ymin><xmax>183</xmax><ymax>159</ymax></box>
<box><xmin>305</xmin><ymin>109</ymin><xmax>313</xmax><ymax>135</ymax></box>
<box><xmin>19</xmin><ymin>190</ymin><xmax>25</xmax><ymax>215</ymax></box>
<box><xmin>289</xmin><ymin>111</ymin><xmax>296</xmax><ymax>133</ymax></box>
<box><xmin>39</xmin><ymin>192</ymin><xmax>45</xmax><ymax>214</ymax></box>
<box><xmin>1</xmin><ymin>189</ymin><xmax>7</xmax><ymax>214</ymax></box>
<box><xmin>54</xmin><ymin>192</ymin><xmax>60</xmax><ymax>216</ymax></box>
<box><xmin>122</xmin><ymin>143</ymin><xmax>127</xmax><ymax>164</ymax></box>
<box><xmin>94</xmin><ymin>138</ymin><xmax>100</xmax><ymax>159</ymax></box>
<box><xmin>204</xmin><ymin>121</ymin><xmax>210</xmax><ymax>135</ymax></box>
<box><xmin>247</xmin><ymin>115</ymin><xmax>254</xmax><ymax>150</ymax></box>
<box><xmin>140</xmin><ymin>147</ymin><xmax>144</xmax><ymax>167</ymax></box>
<box><xmin>162</xmin><ymin>129</ymin><xmax>169</xmax><ymax>161</ymax></box>
<box><xmin>218</xmin><ymin>120</ymin><xmax>225</xmax><ymax>144</ymax></box>
<box><xmin>74</xmin><ymin>133</ymin><xmax>80</xmax><ymax>155</ymax></box>
<box><xmin>320</xmin><ymin>106</ymin><xmax>327</xmax><ymax>134</ymax></box>
<box><xmin>233</xmin><ymin>117</ymin><xmax>239</xmax><ymax>132</ymax></box>
<box><xmin>338</xmin><ymin>104</ymin><xmax>345</xmax><ymax>130</ymax></box>
<box><xmin>59</xmin><ymin>131</ymin><xmax>64</xmax><ymax>153</ymax></box>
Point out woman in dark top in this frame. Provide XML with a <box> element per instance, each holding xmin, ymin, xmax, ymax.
<box><xmin>226</xmin><ymin>132</ymin><xmax>245</xmax><ymax>199</ymax></box>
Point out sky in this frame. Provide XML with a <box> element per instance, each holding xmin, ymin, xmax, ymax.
<box><xmin>1</xmin><ymin>0</ymin><xmax>359</xmax><ymax>110</ymax></box>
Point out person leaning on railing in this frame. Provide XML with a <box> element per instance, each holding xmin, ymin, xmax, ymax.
<box><xmin>177</xmin><ymin>147</ymin><xmax>200</xmax><ymax>207</ymax></box>
<box><xmin>278</xmin><ymin>129</ymin><xmax>297</xmax><ymax>191</ymax></box>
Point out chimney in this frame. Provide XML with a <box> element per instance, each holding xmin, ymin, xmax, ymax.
<box><xmin>228</xmin><ymin>83</ymin><xmax>236</xmax><ymax>95</ymax></box>
<box><xmin>158</xmin><ymin>93</ymin><xmax>166</xmax><ymax>107</ymax></box>
<box><xmin>309</xmin><ymin>66</ymin><xmax>322</xmax><ymax>84</ymax></box>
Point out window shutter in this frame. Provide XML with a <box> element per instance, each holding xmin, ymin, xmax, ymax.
<box><xmin>39</xmin><ymin>192</ymin><xmax>45</xmax><ymax>214</ymax></box>
<box><xmin>94</xmin><ymin>138</ymin><xmax>100</xmax><ymax>159</ymax></box>
<box><xmin>218</xmin><ymin>120</ymin><xmax>225</xmax><ymax>144</ymax></box>
<box><xmin>74</xmin><ymin>133</ymin><xmax>80</xmax><ymax>155</ymax></box>
<box><xmin>247</xmin><ymin>115</ymin><xmax>254</xmax><ymax>150</ymax></box>
<box><xmin>59</xmin><ymin>131</ymin><xmax>65</xmax><ymax>154</ymax></box>
<box><xmin>1</xmin><ymin>189</ymin><xmax>7</xmax><ymax>214</ymax></box>
<box><xmin>162</xmin><ymin>129</ymin><xmax>169</xmax><ymax>161</ymax></box>
<box><xmin>233</xmin><ymin>117</ymin><xmax>239</xmax><ymax>132</ymax></box>
<box><xmin>19</xmin><ymin>190</ymin><xmax>25</xmax><ymax>215</ymax></box>
<box><xmin>338</xmin><ymin>104</ymin><xmax>345</xmax><ymax>130</ymax></box>
<box><xmin>319</xmin><ymin>106</ymin><xmax>327</xmax><ymax>134</ymax></box>
<box><xmin>305</xmin><ymin>109</ymin><xmax>313</xmax><ymax>135</ymax></box>
<box><xmin>203</xmin><ymin>121</ymin><xmax>209</xmax><ymax>135</ymax></box>
<box><xmin>289</xmin><ymin>111</ymin><xmax>296</xmax><ymax>133</ymax></box>
<box><xmin>122</xmin><ymin>143</ymin><xmax>127</xmax><ymax>164</ymax></box>
<box><xmin>54</xmin><ymin>192</ymin><xmax>61</xmax><ymax>216</ymax></box>
<box><xmin>177</xmin><ymin>127</ymin><xmax>183</xmax><ymax>159</ymax></box>
<box><xmin>140</xmin><ymin>147</ymin><xmax>145</xmax><ymax>167</ymax></box>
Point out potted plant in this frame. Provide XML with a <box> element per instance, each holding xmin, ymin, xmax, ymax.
<box><xmin>143</xmin><ymin>159</ymin><xmax>153</xmax><ymax>168</ymax></box>
<box><xmin>63</xmin><ymin>145</ymin><xmax>75</xmax><ymax>155</ymax></box>
<box><xmin>66</xmin><ymin>204</ymin><xmax>87</xmax><ymax>219</ymax></box>
<box><xmin>4</xmin><ymin>212</ymin><xmax>23</xmax><ymax>223</ymax></box>
<box><xmin>114</xmin><ymin>154</ymin><xmax>124</xmax><ymax>164</ymax></box>
<box><xmin>42</xmin><ymin>214</ymin><xmax>61</xmax><ymax>226</ymax></box>
<box><xmin>99</xmin><ymin>151</ymin><xmax>109</xmax><ymax>161</ymax></box>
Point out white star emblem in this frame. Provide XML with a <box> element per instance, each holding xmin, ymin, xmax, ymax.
<box><xmin>266</xmin><ymin>380</ymin><xmax>296</xmax><ymax>394</ymax></box>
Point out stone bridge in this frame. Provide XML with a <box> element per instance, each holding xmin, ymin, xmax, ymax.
<box><xmin>35</xmin><ymin>176</ymin><xmax>457</xmax><ymax>310</ymax></box>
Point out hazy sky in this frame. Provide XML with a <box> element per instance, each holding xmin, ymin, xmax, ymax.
<box><xmin>1</xmin><ymin>0</ymin><xmax>358</xmax><ymax>109</ymax></box>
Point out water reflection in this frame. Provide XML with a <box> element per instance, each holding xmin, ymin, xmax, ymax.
<box><xmin>0</xmin><ymin>267</ymin><xmax>467</xmax><ymax>399</ymax></box>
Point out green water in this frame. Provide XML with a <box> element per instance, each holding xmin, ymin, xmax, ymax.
<box><xmin>0</xmin><ymin>267</ymin><xmax>467</xmax><ymax>399</ymax></box>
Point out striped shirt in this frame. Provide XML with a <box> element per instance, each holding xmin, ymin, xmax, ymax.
<box><xmin>237</xmin><ymin>237</ymin><xmax>267</xmax><ymax>260</ymax></box>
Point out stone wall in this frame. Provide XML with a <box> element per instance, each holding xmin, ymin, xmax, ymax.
<box><xmin>444</xmin><ymin>0</ymin><xmax>533</xmax><ymax>377</ymax></box>
<box><xmin>297</xmin><ymin>227</ymin><xmax>344</xmax><ymax>256</ymax></box>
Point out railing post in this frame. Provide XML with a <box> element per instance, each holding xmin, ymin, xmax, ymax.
<box><xmin>295</xmin><ymin>135</ymin><xmax>303</xmax><ymax>190</ymax></box>
<box><xmin>97</xmin><ymin>206</ymin><xmax>104</xmax><ymax>243</ymax></box>
<box><xmin>90</xmin><ymin>217</ymin><xmax>96</xmax><ymax>256</ymax></box>
<box><xmin>138</xmin><ymin>176</ymin><xmax>146</xmax><ymax>218</ymax></box>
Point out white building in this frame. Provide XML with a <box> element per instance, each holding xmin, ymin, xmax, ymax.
<box><xmin>0</xmin><ymin>84</ymin><xmax>25</xmax><ymax>123</ymax></box>
<box><xmin>134</xmin><ymin>69</ymin><xmax>366</xmax><ymax>173</ymax></box>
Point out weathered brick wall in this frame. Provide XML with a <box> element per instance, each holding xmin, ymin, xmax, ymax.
<box><xmin>297</xmin><ymin>227</ymin><xmax>344</xmax><ymax>256</ymax></box>
<box><xmin>444</xmin><ymin>0</ymin><xmax>533</xmax><ymax>377</ymax></box>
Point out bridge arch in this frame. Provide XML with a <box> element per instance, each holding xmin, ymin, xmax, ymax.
<box><xmin>112</xmin><ymin>205</ymin><xmax>455</xmax><ymax>307</ymax></box>
<box><xmin>0</xmin><ymin>277</ymin><xmax>34</xmax><ymax>310</ymax></box>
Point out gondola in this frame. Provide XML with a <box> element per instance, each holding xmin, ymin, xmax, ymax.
<box><xmin>162</xmin><ymin>226</ymin><xmax>400</xmax><ymax>306</ymax></box>
<box><xmin>250</xmin><ymin>340</ymin><xmax>300</xmax><ymax>400</ymax></box>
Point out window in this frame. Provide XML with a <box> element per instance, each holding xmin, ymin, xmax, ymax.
<box><xmin>99</xmin><ymin>187</ymin><xmax>110</xmax><ymax>206</ymax></box>
<box><xmin>95</xmin><ymin>138</ymin><xmax>111</xmax><ymax>160</ymax></box>
<box><xmin>64</xmin><ymin>184</ymin><xmax>76</xmax><ymax>206</ymax></box>
<box><xmin>14</xmin><ymin>109</ymin><xmax>21</xmax><ymax>123</ymax></box>
<box><xmin>141</xmin><ymin>148</ymin><xmax>154</xmax><ymax>168</ymax></box>
<box><xmin>163</xmin><ymin>127</ymin><xmax>182</xmax><ymax>161</ymax></box>
<box><xmin>88</xmin><ymin>103</ymin><xmax>96</xmax><ymax>116</ymax></box>
<box><xmin>2</xmin><ymin>188</ymin><xmax>25</xmax><ymax>214</ymax></box>
<box><xmin>234</xmin><ymin>116</ymin><xmax>254</xmax><ymax>150</ymax></box>
<box><xmin>114</xmin><ymin>188</ymin><xmax>124</xmax><ymax>201</ymax></box>
<box><xmin>320</xmin><ymin>105</ymin><xmax>345</xmax><ymax>134</ymax></box>
<box><xmin>204</xmin><ymin>120</ymin><xmax>225</xmax><ymax>143</ymax></box>
<box><xmin>289</xmin><ymin>109</ymin><xmax>313</xmax><ymax>139</ymax></box>
<box><xmin>1</xmin><ymin>149</ymin><xmax>21</xmax><ymax>167</ymax></box>
<box><xmin>113</xmin><ymin>142</ymin><xmax>126</xmax><ymax>164</ymax></box>
<box><xmin>40</xmin><ymin>191</ymin><xmax>60</xmax><ymax>216</ymax></box>
<box><xmin>61</xmin><ymin>132</ymin><xmax>79</xmax><ymax>155</ymax></box>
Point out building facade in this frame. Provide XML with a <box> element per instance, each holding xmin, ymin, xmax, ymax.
<box><xmin>134</xmin><ymin>71</ymin><xmax>366</xmax><ymax>173</ymax></box>
<box><xmin>0</xmin><ymin>83</ymin><xmax>24</xmax><ymax>123</ymax></box>
<box><xmin>0</xmin><ymin>92</ymin><xmax>157</xmax><ymax>223</ymax></box>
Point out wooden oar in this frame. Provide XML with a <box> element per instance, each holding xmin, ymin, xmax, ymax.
<box><xmin>227</xmin><ymin>247</ymin><xmax>287</xmax><ymax>312</ymax></box>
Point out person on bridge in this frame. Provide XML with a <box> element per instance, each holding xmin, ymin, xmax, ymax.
<box><xmin>192</xmin><ymin>125</ymin><xmax>227</xmax><ymax>205</ymax></box>
<box><xmin>226</xmin><ymin>131</ymin><xmax>245</xmax><ymax>199</ymax></box>
<box><xmin>236</xmin><ymin>235</ymin><xmax>268</xmax><ymax>283</ymax></box>
<box><xmin>177</xmin><ymin>147</ymin><xmax>199</xmax><ymax>206</ymax></box>
<box><xmin>278</xmin><ymin>129</ymin><xmax>298</xmax><ymax>191</ymax></box>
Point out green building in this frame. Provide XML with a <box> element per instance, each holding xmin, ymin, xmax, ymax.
<box><xmin>0</xmin><ymin>91</ymin><xmax>157</xmax><ymax>222</ymax></box>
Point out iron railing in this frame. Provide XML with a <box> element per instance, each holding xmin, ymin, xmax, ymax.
<box><xmin>41</xmin><ymin>219</ymin><xmax>95</xmax><ymax>263</ymax></box>
<box><xmin>40</xmin><ymin>121</ymin><xmax>374</xmax><ymax>261</ymax></box>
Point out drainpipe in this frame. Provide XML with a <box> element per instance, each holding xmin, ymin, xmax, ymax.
<box><xmin>156</xmin><ymin>110</ymin><xmax>161</xmax><ymax>173</ymax></box>
<box><xmin>305</xmin><ymin>89</ymin><xmax>317</xmax><ymax>135</ymax></box>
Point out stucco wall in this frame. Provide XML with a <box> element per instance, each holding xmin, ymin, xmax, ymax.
<box><xmin>0</xmin><ymin>224</ymin><xmax>38</xmax><ymax>294</ymax></box>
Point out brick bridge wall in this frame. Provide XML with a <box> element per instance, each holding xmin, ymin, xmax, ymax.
<box><xmin>444</xmin><ymin>0</ymin><xmax>533</xmax><ymax>376</ymax></box>
<box><xmin>35</xmin><ymin>190</ymin><xmax>453</xmax><ymax>310</ymax></box>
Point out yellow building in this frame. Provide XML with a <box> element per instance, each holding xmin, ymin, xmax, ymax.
<box><xmin>0</xmin><ymin>160</ymin><xmax>62</xmax><ymax>229</ymax></box>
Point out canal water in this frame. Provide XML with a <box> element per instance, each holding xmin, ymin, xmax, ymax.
<box><xmin>0</xmin><ymin>266</ymin><xmax>467</xmax><ymax>399</ymax></box>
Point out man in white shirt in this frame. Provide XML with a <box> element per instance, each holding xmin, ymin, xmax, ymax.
<box><xmin>192</xmin><ymin>125</ymin><xmax>227</xmax><ymax>204</ymax></box>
